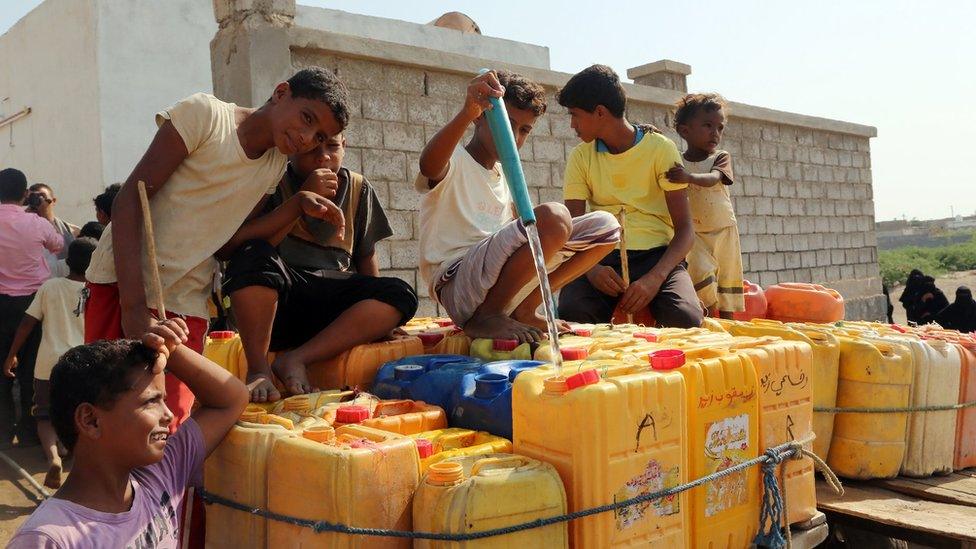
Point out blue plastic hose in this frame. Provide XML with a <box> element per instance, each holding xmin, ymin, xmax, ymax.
<box><xmin>480</xmin><ymin>68</ymin><xmax>537</xmax><ymax>224</ymax></box>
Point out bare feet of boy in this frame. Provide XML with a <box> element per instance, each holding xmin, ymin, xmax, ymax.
<box><xmin>511</xmin><ymin>306</ymin><xmax>573</xmax><ymax>334</ymax></box>
<box><xmin>246</xmin><ymin>373</ymin><xmax>281</xmax><ymax>403</ymax></box>
<box><xmin>44</xmin><ymin>464</ymin><xmax>62</xmax><ymax>489</ymax></box>
<box><xmin>271</xmin><ymin>352</ymin><xmax>315</xmax><ymax>395</ymax></box>
<box><xmin>464</xmin><ymin>313</ymin><xmax>543</xmax><ymax>343</ymax></box>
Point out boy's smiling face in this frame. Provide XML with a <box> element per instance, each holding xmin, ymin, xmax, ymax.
<box><xmin>678</xmin><ymin>107</ymin><xmax>726</xmax><ymax>154</ymax></box>
<box><xmin>270</xmin><ymin>83</ymin><xmax>343</xmax><ymax>156</ymax></box>
<box><xmin>92</xmin><ymin>367</ymin><xmax>173</xmax><ymax>469</ymax></box>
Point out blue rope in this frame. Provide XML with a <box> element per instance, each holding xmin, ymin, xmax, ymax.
<box><xmin>198</xmin><ymin>438</ymin><xmax>807</xmax><ymax>542</ymax></box>
<box><xmin>753</xmin><ymin>448</ymin><xmax>787</xmax><ymax>548</ymax></box>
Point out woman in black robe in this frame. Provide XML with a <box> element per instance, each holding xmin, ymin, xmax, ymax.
<box><xmin>935</xmin><ymin>286</ymin><xmax>976</xmax><ymax>333</ymax></box>
<box><xmin>915</xmin><ymin>276</ymin><xmax>950</xmax><ymax>324</ymax></box>
<box><xmin>899</xmin><ymin>269</ymin><xmax>925</xmax><ymax>323</ymax></box>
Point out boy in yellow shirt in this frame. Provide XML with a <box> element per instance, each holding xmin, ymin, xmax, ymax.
<box><xmin>558</xmin><ymin>65</ymin><xmax>702</xmax><ymax>328</ymax></box>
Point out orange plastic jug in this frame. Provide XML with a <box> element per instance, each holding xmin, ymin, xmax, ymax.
<box><xmin>361</xmin><ymin>399</ymin><xmax>447</xmax><ymax>435</ymax></box>
<box><xmin>305</xmin><ymin>336</ymin><xmax>423</xmax><ymax>391</ymax></box>
<box><xmin>666</xmin><ymin>348</ymin><xmax>760</xmax><ymax>548</ymax></box>
<box><xmin>732</xmin><ymin>280</ymin><xmax>767</xmax><ymax>321</ymax></box>
<box><xmin>765</xmin><ymin>283</ymin><xmax>845</xmax><ymax>323</ymax></box>
<box><xmin>267</xmin><ymin>424</ymin><xmax>420</xmax><ymax>548</ymax></box>
<box><xmin>726</xmin><ymin>337</ymin><xmax>817</xmax><ymax>526</ymax></box>
<box><xmin>412</xmin><ymin>454</ymin><xmax>569</xmax><ymax>548</ymax></box>
<box><xmin>827</xmin><ymin>337</ymin><xmax>913</xmax><ymax>479</ymax></box>
<box><xmin>417</xmin><ymin>326</ymin><xmax>472</xmax><ymax>355</ymax></box>
<box><xmin>204</xmin><ymin>421</ymin><xmax>296</xmax><ymax>548</ymax></box>
<box><xmin>611</xmin><ymin>304</ymin><xmax>655</xmax><ymax>326</ymax></box>
<box><xmin>513</xmin><ymin>359</ymin><xmax>688</xmax><ymax>547</ymax></box>
<box><xmin>953</xmin><ymin>339</ymin><xmax>976</xmax><ymax>469</ymax></box>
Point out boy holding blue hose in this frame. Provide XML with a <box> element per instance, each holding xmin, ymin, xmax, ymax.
<box><xmin>415</xmin><ymin>70</ymin><xmax>620</xmax><ymax>343</ymax></box>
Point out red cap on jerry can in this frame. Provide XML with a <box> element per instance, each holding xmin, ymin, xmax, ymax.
<box><xmin>565</xmin><ymin>369</ymin><xmax>599</xmax><ymax>390</ymax></box>
<box><xmin>415</xmin><ymin>438</ymin><xmax>433</xmax><ymax>458</ymax></box>
<box><xmin>649</xmin><ymin>349</ymin><xmax>685</xmax><ymax>370</ymax></box>
<box><xmin>493</xmin><ymin>339</ymin><xmax>519</xmax><ymax>351</ymax></box>
<box><xmin>335</xmin><ymin>405</ymin><xmax>370</xmax><ymax>424</ymax></box>
<box><xmin>560</xmin><ymin>348</ymin><xmax>589</xmax><ymax>361</ymax></box>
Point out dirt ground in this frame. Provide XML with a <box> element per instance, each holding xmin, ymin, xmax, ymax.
<box><xmin>0</xmin><ymin>443</ymin><xmax>67</xmax><ymax>543</ymax></box>
<box><xmin>890</xmin><ymin>269</ymin><xmax>976</xmax><ymax>326</ymax></box>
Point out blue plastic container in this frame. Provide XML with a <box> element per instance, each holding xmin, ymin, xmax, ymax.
<box><xmin>372</xmin><ymin>354</ymin><xmax>482</xmax><ymax>411</ymax></box>
<box><xmin>449</xmin><ymin>360</ymin><xmax>544</xmax><ymax>439</ymax></box>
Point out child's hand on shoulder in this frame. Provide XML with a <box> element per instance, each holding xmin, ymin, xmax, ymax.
<box><xmin>666</xmin><ymin>163</ymin><xmax>691</xmax><ymax>184</ymax></box>
<box><xmin>461</xmin><ymin>71</ymin><xmax>505</xmax><ymax>121</ymax></box>
<box><xmin>3</xmin><ymin>356</ymin><xmax>16</xmax><ymax>378</ymax></box>
<box><xmin>141</xmin><ymin>318</ymin><xmax>189</xmax><ymax>371</ymax></box>
<box><xmin>298</xmin><ymin>191</ymin><xmax>346</xmax><ymax>240</ymax></box>
<box><xmin>301</xmin><ymin>168</ymin><xmax>339</xmax><ymax>199</ymax></box>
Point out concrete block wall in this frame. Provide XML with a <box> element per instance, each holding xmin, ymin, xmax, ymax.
<box><xmin>213</xmin><ymin>1</ymin><xmax>886</xmax><ymax>320</ymax></box>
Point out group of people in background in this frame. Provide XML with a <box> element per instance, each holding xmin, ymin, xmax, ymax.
<box><xmin>899</xmin><ymin>268</ymin><xmax>976</xmax><ymax>333</ymax></box>
<box><xmin>0</xmin><ymin>169</ymin><xmax>119</xmax><ymax>489</ymax></box>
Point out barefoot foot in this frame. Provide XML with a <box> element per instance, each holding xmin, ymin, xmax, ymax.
<box><xmin>464</xmin><ymin>313</ymin><xmax>543</xmax><ymax>343</ymax></box>
<box><xmin>511</xmin><ymin>309</ymin><xmax>573</xmax><ymax>335</ymax></box>
<box><xmin>246</xmin><ymin>374</ymin><xmax>282</xmax><ymax>403</ymax></box>
<box><xmin>271</xmin><ymin>352</ymin><xmax>314</xmax><ymax>396</ymax></box>
<box><xmin>43</xmin><ymin>464</ymin><xmax>62</xmax><ymax>489</ymax></box>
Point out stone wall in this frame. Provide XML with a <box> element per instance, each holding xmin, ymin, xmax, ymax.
<box><xmin>211</xmin><ymin>0</ymin><xmax>886</xmax><ymax>320</ymax></box>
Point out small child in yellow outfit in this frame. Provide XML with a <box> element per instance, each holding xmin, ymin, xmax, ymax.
<box><xmin>666</xmin><ymin>93</ymin><xmax>744</xmax><ymax>318</ymax></box>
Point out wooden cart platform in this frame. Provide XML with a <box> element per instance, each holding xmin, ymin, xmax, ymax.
<box><xmin>816</xmin><ymin>469</ymin><xmax>976</xmax><ymax>548</ymax></box>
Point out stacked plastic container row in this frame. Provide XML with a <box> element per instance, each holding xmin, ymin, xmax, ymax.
<box><xmin>203</xmin><ymin>324</ymin><xmax>823</xmax><ymax>548</ymax></box>
<box><xmin>508</xmin><ymin>329</ymin><xmax>819</xmax><ymax>548</ymax></box>
<box><xmin>714</xmin><ymin>318</ymin><xmax>976</xmax><ymax>480</ymax></box>
<box><xmin>205</xmin><ymin>391</ymin><xmax>567</xmax><ymax>548</ymax></box>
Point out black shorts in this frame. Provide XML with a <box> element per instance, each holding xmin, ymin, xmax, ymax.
<box><xmin>558</xmin><ymin>246</ymin><xmax>703</xmax><ymax>328</ymax></box>
<box><xmin>223</xmin><ymin>240</ymin><xmax>418</xmax><ymax>351</ymax></box>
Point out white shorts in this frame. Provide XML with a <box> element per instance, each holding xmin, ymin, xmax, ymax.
<box><xmin>434</xmin><ymin>211</ymin><xmax>620</xmax><ymax>327</ymax></box>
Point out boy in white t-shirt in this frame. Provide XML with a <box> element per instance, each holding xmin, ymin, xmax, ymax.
<box><xmin>416</xmin><ymin>70</ymin><xmax>620</xmax><ymax>342</ymax></box>
<box><xmin>84</xmin><ymin>68</ymin><xmax>347</xmax><ymax>428</ymax></box>
<box><xmin>4</xmin><ymin>237</ymin><xmax>97</xmax><ymax>488</ymax></box>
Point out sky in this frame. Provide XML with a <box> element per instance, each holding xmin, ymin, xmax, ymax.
<box><xmin>3</xmin><ymin>0</ymin><xmax>974</xmax><ymax>221</ymax></box>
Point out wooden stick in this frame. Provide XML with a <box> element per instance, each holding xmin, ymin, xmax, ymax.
<box><xmin>137</xmin><ymin>181</ymin><xmax>167</xmax><ymax>319</ymax></box>
<box><xmin>618</xmin><ymin>210</ymin><xmax>633</xmax><ymax>324</ymax></box>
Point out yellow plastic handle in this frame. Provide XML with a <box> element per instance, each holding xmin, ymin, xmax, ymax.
<box><xmin>680</xmin><ymin>347</ymin><xmax>728</xmax><ymax>360</ymax></box>
<box><xmin>470</xmin><ymin>455</ymin><xmax>532</xmax><ymax>476</ymax></box>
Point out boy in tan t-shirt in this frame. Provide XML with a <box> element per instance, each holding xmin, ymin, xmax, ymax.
<box><xmin>4</xmin><ymin>238</ymin><xmax>97</xmax><ymax>489</ymax></box>
<box><xmin>84</xmin><ymin>68</ymin><xmax>347</xmax><ymax>428</ymax></box>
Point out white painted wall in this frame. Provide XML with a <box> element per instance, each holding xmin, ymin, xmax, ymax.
<box><xmin>0</xmin><ymin>0</ymin><xmax>102</xmax><ymax>225</ymax></box>
<box><xmin>0</xmin><ymin>0</ymin><xmax>216</xmax><ymax>225</ymax></box>
<box><xmin>294</xmin><ymin>5</ymin><xmax>551</xmax><ymax>69</ymax></box>
<box><xmin>2</xmin><ymin>0</ymin><xmax>545</xmax><ymax>223</ymax></box>
<box><xmin>96</xmin><ymin>0</ymin><xmax>216</xmax><ymax>194</ymax></box>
